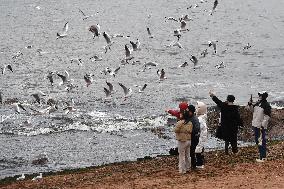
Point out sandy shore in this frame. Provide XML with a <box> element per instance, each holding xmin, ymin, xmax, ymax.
<box><xmin>1</xmin><ymin>141</ymin><xmax>284</xmax><ymax>189</ymax></box>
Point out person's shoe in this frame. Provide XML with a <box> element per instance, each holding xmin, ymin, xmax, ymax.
<box><xmin>196</xmin><ymin>165</ymin><xmax>204</xmax><ymax>169</ymax></box>
<box><xmin>256</xmin><ymin>158</ymin><xmax>266</xmax><ymax>163</ymax></box>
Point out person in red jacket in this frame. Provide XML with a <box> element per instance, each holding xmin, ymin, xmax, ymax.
<box><xmin>166</xmin><ymin>102</ymin><xmax>188</xmax><ymax>119</ymax></box>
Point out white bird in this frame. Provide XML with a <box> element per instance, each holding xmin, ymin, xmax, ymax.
<box><xmin>144</xmin><ymin>62</ymin><xmax>158</xmax><ymax>67</ymax></box>
<box><xmin>104</xmin><ymin>87</ymin><xmax>111</xmax><ymax>99</ymax></box>
<box><xmin>243</xmin><ymin>43</ymin><xmax>252</xmax><ymax>50</ymax></box>
<box><xmin>208</xmin><ymin>40</ymin><xmax>218</xmax><ymax>54</ymax></box>
<box><xmin>146</xmin><ymin>27</ymin><xmax>154</xmax><ymax>38</ymax></box>
<box><xmin>138</xmin><ymin>84</ymin><xmax>147</xmax><ymax>93</ymax></box>
<box><xmin>57</xmin><ymin>22</ymin><xmax>69</xmax><ymax>38</ymax></box>
<box><xmin>101</xmin><ymin>67</ymin><xmax>111</xmax><ymax>75</ymax></box>
<box><xmin>84</xmin><ymin>74</ymin><xmax>94</xmax><ymax>87</ymax></box>
<box><xmin>125</xmin><ymin>45</ymin><xmax>133</xmax><ymax>61</ymax></box>
<box><xmin>31</xmin><ymin>91</ymin><xmax>46</xmax><ymax>104</ymax></box>
<box><xmin>70</xmin><ymin>58</ymin><xmax>83</xmax><ymax>66</ymax></box>
<box><xmin>12</xmin><ymin>102</ymin><xmax>27</xmax><ymax>114</ymax></box>
<box><xmin>106</xmin><ymin>80</ymin><xmax>114</xmax><ymax>93</ymax></box>
<box><xmin>90</xmin><ymin>55</ymin><xmax>103</xmax><ymax>61</ymax></box>
<box><xmin>109</xmin><ymin>67</ymin><xmax>120</xmax><ymax>77</ymax></box>
<box><xmin>173</xmin><ymin>29</ymin><xmax>181</xmax><ymax>40</ymax></box>
<box><xmin>130</xmin><ymin>39</ymin><xmax>140</xmax><ymax>51</ymax></box>
<box><xmin>1</xmin><ymin>64</ymin><xmax>13</xmax><ymax>75</ymax></box>
<box><xmin>32</xmin><ymin>173</ymin><xmax>43</xmax><ymax>181</ymax></box>
<box><xmin>57</xmin><ymin>70</ymin><xmax>70</xmax><ymax>85</ymax></box>
<box><xmin>118</xmin><ymin>83</ymin><xmax>132</xmax><ymax>99</ymax></box>
<box><xmin>200</xmin><ymin>49</ymin><xmax>208</xmax><ymax>57</ymax></box>
<box><xmin>16</xmin><ymin>174</ymin><xmax>25</xmax><ymax>181</ymax></box>
<box><xmin>12</xmin><ymin>51</ymin><xmax>23</xmax><ymax>59</ymax></box>
<box><xmin>47</xmin><ymin>72</ymin><xmax>55</xmax><ymax>86</ymax></box>
<box><xmin>165</xmin><ymin>17</ymin><xmax>178</xmax><ymax>22</ymax></box>
<box><xmin>179</xmin><ymin>62</ymin><xmax>189</xmax><ymax>68</ymax></box>
<box><xmin>63</xmin><ymin>99</ymin><xmax>76</xmax><ymax>114</ymax></box>
<box><xmin>78</xmin><ymin>9</ymin><xmax>94</xmax><ymax>20</ymax></box>
<box><xmin>167</xmin><ymin>41</ymin><xmax>183</xmax><ymax>48</ymax></box>
<box><xmin>180</xmin><ymin>15</ymin><xmax>192</xmax><ymax>22</ymax></box>
<box><xmin>157</xmin><ymin>69</ymin><xmax>166</xmax><ymax>80</ymax></box>
<box><xmin>190</xmin><ymin>55</ymin><xmax>198</xmax><ymax>67</ymax></box>
<box><xmin>180</xmin><ymin>20</ymin><xmax>188</xmax><ymax>31</ymax></box>
<box><xmin>215</xmin><ymin>61</ymin><xmax>225</xmax><ymax>69</ymax></box>
<box><xmin>30</xmin><ymin>105</ymin><xmax>58</xmax><ymax>115</ymax></box>
<box><xmin>89</xmin><ymin>24</ymin><xmax>100</xmax><ymax>38</ymax></box>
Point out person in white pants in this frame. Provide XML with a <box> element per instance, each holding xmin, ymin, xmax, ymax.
<box><xmin>174</xmin><ymin>109</ymin><xmax>193</xmax><ymax>174</ymax></box>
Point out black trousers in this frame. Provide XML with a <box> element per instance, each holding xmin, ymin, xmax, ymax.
<box><xmin>225</xmin><ymin>137</ymin><xmax>238</xmax><ymax>154</ymax></box>
<box><xmin>196</xmin><ymin>147</ymin><xmax>205</xmax><ymax>166</ymax></box>
<box><xmin>190</xmin><ymin>135</ymin><xmax>199</xmax><ymax>169</ymax></box>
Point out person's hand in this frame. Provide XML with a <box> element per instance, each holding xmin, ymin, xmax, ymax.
<box><xmin>209</xmin><ymin>90</ymin><xmax>214</xmax><ymax>97</ymax></box>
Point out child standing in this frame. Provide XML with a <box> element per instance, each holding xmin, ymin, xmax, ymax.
<box><xmin>195</xmin><ymin>101</ymin><xmax>208</xmax><ymax>169</ymax></box>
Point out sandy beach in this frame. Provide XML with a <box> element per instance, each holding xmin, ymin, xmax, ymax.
<box><xmin>1</xmin><ymin>141</ymin><xmax>283</xmax><ymax>189</ymax></box>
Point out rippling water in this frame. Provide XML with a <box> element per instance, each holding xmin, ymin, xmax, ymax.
<box><xmin>0</xmin><ymin>0</ymin><xmax>283</xmax><ymax>179</ymax></box>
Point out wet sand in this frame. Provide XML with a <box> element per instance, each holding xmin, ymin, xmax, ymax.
<box><xmin>1</xmin><ymin>141</ymin><xmax>283</xmax><ymax>189</ymax></box>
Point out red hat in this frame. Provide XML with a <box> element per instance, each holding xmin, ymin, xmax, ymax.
<box><xmin>179</xmin><ymin>102</ymin><xmax>188</xmax><ymax>111</ymax></box>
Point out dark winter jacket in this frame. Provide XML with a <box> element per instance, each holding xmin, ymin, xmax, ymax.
<box><xmin>212</xmin><ymin>95</ymin><xmax>243</xmax><ymax>141</ymax></box>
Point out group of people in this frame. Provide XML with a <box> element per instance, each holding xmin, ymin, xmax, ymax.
<box><xmin>166</xmin><ymin>91</ymin><xmax>271</xmax><ymax>174</ymax></box>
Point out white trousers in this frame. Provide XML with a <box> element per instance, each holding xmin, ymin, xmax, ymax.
<box><xmin>177</xmin><ymin>140</ymin><xmax>191</xmax><ymax>174</ymax></box>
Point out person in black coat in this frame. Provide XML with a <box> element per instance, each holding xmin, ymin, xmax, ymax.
<box><xmin>209</xmin><ymin>91</ymin><xmax>243</xmax><ymax>154</ymax></box>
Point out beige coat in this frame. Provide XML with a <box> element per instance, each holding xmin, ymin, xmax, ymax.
<box><xmin>174</xmin><ymin>120</ymin><xmax>193</xmax><ymax>141</ymax></box>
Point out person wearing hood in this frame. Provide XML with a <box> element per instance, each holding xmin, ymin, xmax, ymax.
<box><xmin>247</xmin><ymin>91</ymin><xmax>271</xmax><ymax>162</ymax></box>
<box><xmin>166</xmin><ymin>102</ymin><xmax>201</xmax><ymax>169</ymax></box>
<box><xmin>195</xmin><ymin>101</ymin><xmax>208</xmax><ymax>169</ymax></box>
<box><xmin>209</xmin><ymin>91</ymin><xmax>243</xmax><ymax>154</ymax></box>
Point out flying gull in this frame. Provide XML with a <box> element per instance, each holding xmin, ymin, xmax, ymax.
<box><xmin>78</xmin><ymin>8</ymin><xmax>94</xmax><ymax>20</ymax></box>
<box><xmin>200</xmin><ymin>49</ymin><xmax>208</xmax><ymax>57</ymax></box>
<box><xmin>208</xmin><ymin>40</ymin><xmax>218</xmax><ymax>54</ymax></box>
<box><xmin>157</xmin><ymin>69</ymin><xmax>166</xmax><ymax>80</ymax></box>
<box><xmin>57</xmin><ymin>22</ymin><xmax>69</xmax><ymax>38</ymax></box>
<box><xmin>179</xmin><ymin>62</ymin><xmax>189</xmax><ymax>68</ymax></box>
<box><xmin>106</xmin><ymin>80</ymin><xmax>114</xmax><ymax>93</ymax></box>
<box><xmin>90</xmin><ymin>55</ymin><xmax>103</xmax><ymax>61</ymax></box>
<box><xmin>47</xmin><ymin>72</ymin><xmax>54</xmax><ymax>86</ymax></box>
<box><xmin>243</xmin><ymin>43</ymin><xmax>252</xmax><ymax>50</ymax></box>
<box><xmin>1</xmin><ymin>64</ymin><xmax>13</xmax><ymax>75</ymax></box>
<box><xmin>84</xmin><ymin>74</ymin><xmax>94</xmax><ymax>87</ymax></box>
<box><xmin>138</xmin><ymin>84</ymin><xmax>147</xmax><ymax>93</ymax></box>
<box><xmin>130</xmin><ymin>39</ymin><xmax>140</xmax><ymax>51</ymax></box>
<box><xmin>89</xmin><ymin>24</ymin><xmax>100</xmax><ymax>38</ymax></box>
<box><xmin>146</xmin><ymin>27</ymin><xmax>154</xmax><ymax>38</ymax></box>
<box><xmin>118</xmin><ymin>82</ymin><xmax>132</xmax><ymax>99</ymax></box>
<box><xmin>57</xmin><ymin>70</ymin><xmax>70</xmax><ymax>85</ymax></box>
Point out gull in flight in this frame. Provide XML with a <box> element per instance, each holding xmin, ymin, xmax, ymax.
<box><xmin>180</xmin><ymin>20</ymin><xmax>189</xmax><ymax>31</ymax></box>
<box><xmin>165</xmin><ymin>16</ymin><xmax>178</xmax><ymax>22</ymax></box>
<box><xmin>210</xmin><ymin>0</ymin><xmax>219</xmax><ymax>15</ymax></box>
<box><xmin>90</xmin><ymin>55</ymin><xmax>103</xmax><ymax>61</ymax></box>
<box><xmin>84</xmin><ymin>74</ymin><xmax>94</xmax><ymax>87</ymax></box>
<box><xmin>12</xmin><ymin>102</ymin><xmax>27</xmax><ymax>114</ymax></box>
<box><xmin>146</xmin><ymin>27</ymin><xmax>154</xmax><ymax>38</ymax></box>
<box><xmin>215</xmin><ymin>61</ymin><xmax>225</xmax><ymax>69</ymax></box>
<box><xmin>103</xmin><ymin>32</ymin><xmax>113</xmax><ymax>53</ymax></box>
<box><xmin>1</xmin><ymin>64</ymin><xmax>13</xmax><ymax>74</ymax></box>
<box><xmin>57</xmin><ymin>70</ymin><xmax>70</xmax><ymax>85</ymax></box>
<box><xmin>130</xmin><ymin>39</ymin><xmax>140</xmax><ymax>51</ymax></box>
<box><xmin>124</xmin><ymin>45</ymin><xmax>133</xmax><ymax>62</ymax></box>
<box><xmin>157</xmin><ymin>69</ymin><xmax>166</xmax><ymax>80</ymax></box>
<box><xmin>167</xmin><ymin>40</ymin><xmax>183</xmax><ymax>48</ymax></box>
<box><xmin>31</xmin><ymin>91</ymin><xmax>46</xmax><ymax>104</ymax></box>
<box><xmin>30</xmin><ymin>105</ymin><xmax>58</xmax><ymax>115</ymax></box>
<box><xmin>138</xmin><ymin>84</ymin><xmax>147</xmax><ymax>93</ymax></box>
<box><xmin>78</xmin><ymin>9</ymin><xmax>94</xmax><ymax>20</ymax></box>
<box><xmin>173</xmin><ymin>29</ymin><xmax>181</xmax><ymax>40</ymax></box>
<box><xmin>200</xmin><ymin>49</ymin><xmax>208</xmax><ymax>57</ymax></box>
<box><xmin>57</xmin><ymin>22</ymin><xmax>69</xmax><ymax>38</ymax></box>
<box><xmin>32</xmin><ymin>173</ymin><xmax>43</xmax><ymax>181</ymax></box>
<box><xmin>106</xmin><ymin>80</ymin><xmax>114</xmax><ymax>93</ymax></box>
<box><xmin>179</xmin><ymin>15</ymin><xmax>192</xmax><ymax>22</ymax></box>
<box><xmin>243</xmin><ymin>43</ymin><xmax>252</xmax><ymax>50</ymax></box>
<box><xmin>179</xmin><ymin>62</ymin><xmax>189</xmax><ymax>68</ymax></box>
<box><xmin>47</xmin><ymin>72</ymin><xmax>55</xmax><ymax>86</ymax></box>
<box><xmin>104</xmin><ymin>87</ymin><xmax>111</xmax><ymax>100</ymax></box>
<box><xmin>89</xmin><ymin>24</ymin><xmax>100</xmax><ymax>38</ymax></box>
<box><xmin>12</xmin><ymin>51</ymin><xmax>23</xmax><ymax>59</ymax></box>
<box><xmin>190</xmin><ymin>55</ymin><xmax>198</xmax><ymax>67</ymax></box>
<box><xmin>208</xmin><ymin>40</ymin><xmax>218</xmax><ymax>54</ymax></box>
<box><xmin>118</xmin><ymin>83</ymin><xmax>132</xmax><ymax>99</ymax></box>
<box><xmin>109</xmin><ymin>67</ymin><xmax>120</xmax><ymax>77</ymax></box>
<box><xmin>141</xmin><ymin>61</ymin><xmax>158</xmax><ymax>72</ymax></box>
<box><xmin>70</xmin><ymin>58</ymin><xmax>83</xmax><ymax>66</ymax></box>
<box><xmin>63</xmin><ymin>99</ymin><xmax>76</xmax><ymax>114</ymax></box>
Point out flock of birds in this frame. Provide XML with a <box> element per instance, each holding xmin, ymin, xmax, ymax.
<box><xmin>0</xmin><ymin>0</ymin><xmax>256</xmax><ymax>181</ymax></box>
<box><xmin>0</xmin><ymin>0</ymin><xmax>254</xmax><ymax>125</ymax></box>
